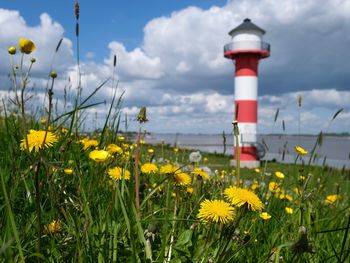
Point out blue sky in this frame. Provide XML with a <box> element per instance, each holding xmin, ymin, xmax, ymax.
<box><xmin>0</xmin><ymin>0</ymin><xmax>349</xmax><ymax>134</ymax></box>
<box><xmin>1</xmin><ymin>1</ymin><xmax>227</xmax><ymax>61</ymax></box>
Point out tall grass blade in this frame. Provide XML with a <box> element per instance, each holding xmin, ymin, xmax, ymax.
<box><xmin>55</xmin><ymin>38</ymin><xmax>63</xmax><ymax>53</ymax></box>
<box><xmin>274</xmin><ymin>108</ymin><xmax>279</xmax><ymax>122</ymax></box>
<box><xmin>332</xmin><ymin>108</ymin><xmax>343</xmax><ymax>121</ymax></box>
<box><xmin>339</xmin><ymin>216</ymin><xmax>350</xmax><ymax>262</ymax></box>
<box><xmin>80</xmin><ymin>78</ymin><xmax>110</xmax><ymax>107</ymax></box>
<box><xmin>0</xmin><ymin>170</ymin><xmax>25</xmax><ymax>262</ymax></box>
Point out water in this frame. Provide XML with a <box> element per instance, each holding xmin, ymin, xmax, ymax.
<box><xmin>145</xmin><ymin>133</ymin><xmax>350</xmax><ymax>169</ymax></box>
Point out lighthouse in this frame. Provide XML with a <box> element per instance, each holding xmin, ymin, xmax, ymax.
<box><xmin>224</xmin><ymin>18</ymin><xmax>270</xmax><ymax>168</ymax></box>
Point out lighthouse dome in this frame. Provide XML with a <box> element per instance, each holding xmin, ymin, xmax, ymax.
<box><xmin>229</xmin><ymin>18</ymin><xmax>265</xmax><ymax>50</ymax></box>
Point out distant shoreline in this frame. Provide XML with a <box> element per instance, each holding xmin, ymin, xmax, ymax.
<box><xmin>122</xmin><ymin>131</ymin><xmax>350</xmax><ymax>137</ymax></box>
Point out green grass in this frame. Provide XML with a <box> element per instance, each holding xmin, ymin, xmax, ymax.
<box><xmin>1</xmin><ymin>119</ymin><xmax>349</xmax><ymax>262</ymax></box>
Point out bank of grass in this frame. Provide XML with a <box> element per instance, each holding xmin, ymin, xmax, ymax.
<box><xmin>1</xmin><ymin>3</ymin><xmax>350</xmax><ymax>262</ymax></box>
<box><xmin>1</xmin><ymin>122</ymin><xmax>349</xmax><ymax>262</ymax></box>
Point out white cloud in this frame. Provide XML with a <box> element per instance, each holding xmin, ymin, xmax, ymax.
<box><xmin>205</xmin><ymin>93</ymin><xmax>230</xmax><ymax>113</ymax></box>
<box><xmin>176</xmin><ymin>61</ymin><xmax>191</xmax><ymax>73</ymax></box>
<box><xmin>86</xmin><ymin>52</ymin><xmax>95</xmax><ymax>59</ymax></box>
<box><xmin>257</xmin><ymin>89</ymin><xmax>350</xmax><ymax>134</ymax></box>
<box><xmin>105</xmin><ymin>41</ymin><xmax>164</xmax><ymax>80</ymax></box>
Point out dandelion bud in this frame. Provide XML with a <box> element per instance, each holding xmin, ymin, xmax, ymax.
<box><xmin>137</xmin><ymin>106</ymin><xmax>148</xmax><ymax>123</ymax></box>
<box><xmin>113</xmin><ymin>55</ymin><xmax>117</xmax><ymax>67</ymax></box>
<box><xmin>232</xmin><ymin>120</ymin><xmax>239</xmax><ymax>135</ymax></box>
<box><xmin>30</xmin><ymin>57</ymin><xmax>36</xmax><ymax>63</ymax></box>
<box><xmin>50</xmin><ymin>71</ymin><xmax>58</xmax><ymax>78</ymax></box>
<box><xmin>8</xmin><ymin>46</ymin><xmax>16</xmax><ymax>55</ymax></box>
<box><xmin>298</xmin><ymin>95</ymin><xmax>302</xmax><ymax>107</ymax></box>
<box><xmin>75</xmin><ymin>1</ymin><xmax>80</xmax><ymax>20</ymax></box>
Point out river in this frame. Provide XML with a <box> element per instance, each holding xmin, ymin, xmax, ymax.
<box><xmin>144</xmin><ymin>133</ymin><xmax>350</xmax><ymax>169</ymax></box>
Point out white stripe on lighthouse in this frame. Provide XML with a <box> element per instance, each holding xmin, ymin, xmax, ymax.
<box><xmin>235</xmin><ymin>123</ymin><xmax>257</xmax><ymax>146</ymax></box>
<box><xmin>234</xmin><ymin>76</ymin><xmax>258</xmax><ymax>100</ymax></box>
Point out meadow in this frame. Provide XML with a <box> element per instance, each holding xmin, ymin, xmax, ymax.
<box><xmin>1</xmin><ymin>3</ymin><xmax>350</xmax><ymax>262</ymax></box>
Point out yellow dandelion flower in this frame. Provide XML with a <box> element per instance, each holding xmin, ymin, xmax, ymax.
<box><xmin>89</xmin><ymin>150</ymin><xmax>110</xmax><ymax>162</ymax></box>
<box><xmin>279</xmin><ymin>193</ymin><xmax>293</xmax><ymax>201</ymax></box>
<box><xmin>295</xmin><ymin>146</ymin><xmax>308</xmax><ymax>155</ymax></box>
<box><xmin>254</xmin><ymin>168</ymin><xmax>261</xmax><ymax>173</ymax></box>
<box><xmin>174</xmin><ymin>172</ymin><xmax>192</xmax><ymax>186</ymax></box>
<box><xmin>275</xmin><ymin>171</ymin><xmax>285</xmax><ymax>179</ymax></box>
<box><xmin>191</xmin><ymin>168</ymin><xmax>209</xmax><ymax>179</ymax></box>
<box><xmin>186</xmin><ymin>187</ymin><xmax>194</xmax><ymax>194</ymax></box>
<box><xmin>64</xmin><ymin>169</ymin><xmax>73</xmax><ymax>175</ymax></box>
<box><xmin>152</xmin><ymin>183</ymin><xmax>162</xmax><ymax>192</ymax></box>
<box><xmin>60</xmin><ymin>127</ymin><xmax>68</xmax><ymax>133</ymax></box>
<box><xmin>224</xmin><ymin>186</ymin><xmax>264</xmax><ymax>211</ymax></box>
<box><xmin>174</xmin><ymin>147</ymin><xmax>179</xmax><ymax>153</ymax></box>
<box><xmin>117</xmin><ymin>136</ymin><xmax>125</xmax><ymax>141</ymax></box>
<box><xmin>197</xmin><ymin>199</ymin><xmax>235</xmax><ymax>224</ymax></box>
<box><xmin>47</xmin><ymin>219</ymin><xmax>62</xmax><ymax>234</ymax></box>
<box><xmin>259</xmin><ymin>212</ymin><xmax>271</xmax><ymax>220</ymax></box>
<box><xmin>325</xmin><ymin>194</ymin><xmax>340</xmax><ymax>205</ymax></box>
<box><xmin>141</xmin><ymin>163</ymin><xmax>158</xmax><ymax>174</ymax></box>
<box><xmin>18</xmin><ymin>38</ymin><xmax>36</xmax><ymax>54</ymax></box>
<box><xmin>40</xmin><ymin>118</ymin><xmax>47</xmax><ymax>124</ymax></box>
<box><xmin>285</xmin><ymin>194</ymin><xmax>293</xmax><ymax>201</ymax></box>
<box><xmin>293</xmin><ymin>187</ymin><xmax>302</xmax><ymax>196</ymax></box>
<box><xmin>148</xmin><ymin>148</ymin><xmax>154</xmax><ymax>154</ymax></box>
<box><xmin>121</xmin><ymin>143</ymin><xmax>130</xmax><ymax>150</ymax></box>
<box><xmin>285</xmin><ymin>207</ymin><xmax>293</xmax><ymax>214</ymax></box>
<box><xmin>108</xmin><ymin>166</ymin><xmax>131</xmax><ymax>181</ymax></box>
<box><xmin>81</xmin><ymin>139</ymin><xmax>98</xmax><ymax>150</ymax></box>
<box><xmin>106</xmin><ymin>143</ymin><xmax>123</xmax><ymax>154</ymax></box>
<box><xmin>20</xmin><ymin>129</ymin><xmax>58</xmax><ymax>152</ymax></box>
<box><xmin>269</xmin><ymin>182</ymin><xmax>280</xmax><ymax>193</ymax></box>
<box><xmin>299</xmin><ymin>175</ymin><xmax>306</xmax><ymax>181</ymax></box>
<box><xmin>160</xmin><ymin>164</ymin><xmax>179</xmax><ymax>174</ymax></box>
<box><xmin>251</xmin><ymin>180</ymin><xmax>259</xmax><ymax>191</ymax></box>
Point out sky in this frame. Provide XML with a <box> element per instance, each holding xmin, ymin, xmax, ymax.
<box><xmin>0</xmin><ymin>0</ymin><xmax>349</xmax><ymax>135</ymax></box>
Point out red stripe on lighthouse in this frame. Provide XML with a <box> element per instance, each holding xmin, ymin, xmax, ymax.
<box><xmin>234</xmin><ymin>146</ymin><xmax>257</xmax><ymax>161</ymax></box>
<box><xmin>235</xmin><ymin>54</ymin><xmax>259</xmax><ymax>76</ymax></box>
<box><xmin>235</xmin><ymin>100</ymin><xmax>257</xmax><ymax>122</ymax></box>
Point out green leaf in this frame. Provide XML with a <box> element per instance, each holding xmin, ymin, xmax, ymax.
<box><xmin>173</xmin><ymin>229</ymin><xmax>193</xmax><ymax>257</ymax></box>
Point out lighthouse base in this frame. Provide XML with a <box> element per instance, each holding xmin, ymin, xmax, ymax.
<box><xmin>230</xmin><ymin>160</ymin><xmax>260</xmax><ymax>169</ymax></box>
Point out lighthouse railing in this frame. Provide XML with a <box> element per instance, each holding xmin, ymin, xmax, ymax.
<box><xmin>224</xmin><ymin>41</ymin><xmax>270</xmax><ymax>53</ymax></box>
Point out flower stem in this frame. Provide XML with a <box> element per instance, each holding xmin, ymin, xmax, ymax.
<box><xmin>233</xmin><ymin>121</ymin><xmax>240</xmax><ymax>187</ymax></box>
<box><xmin>134</xmin><ymin>124</ymin><xmax>141</xmax><ymax>218</ymax></box>
<box><xmin>166</xmin><ymin>194</ymin><xmax>178</xmax><ymax>262</ymax></box>
<box><xmin>34</xmin><ymin>160</ymin><xmax>42</xmax><ymax>260</ymax></box>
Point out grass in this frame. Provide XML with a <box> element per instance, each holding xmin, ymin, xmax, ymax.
<box><xmin>1</xmin><ymin>3</ymin><xmax>350</xmax><ymax>262</ymax></box>
<box><xmin>1</xmin><ymin>116</ymin><xmax>349</xmax><ymax>262</ymax></box>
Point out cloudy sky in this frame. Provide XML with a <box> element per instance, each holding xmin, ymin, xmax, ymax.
<box><xmin>0</xmin><ymin>0</ymin><xmax>349</xmax><ymax>134</ymax></box>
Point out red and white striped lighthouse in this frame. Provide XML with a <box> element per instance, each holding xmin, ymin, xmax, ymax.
<box><xmin>224</xmin><ymin>18</ymin><xmax>270</xmax><ymax>168</ymax></box>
